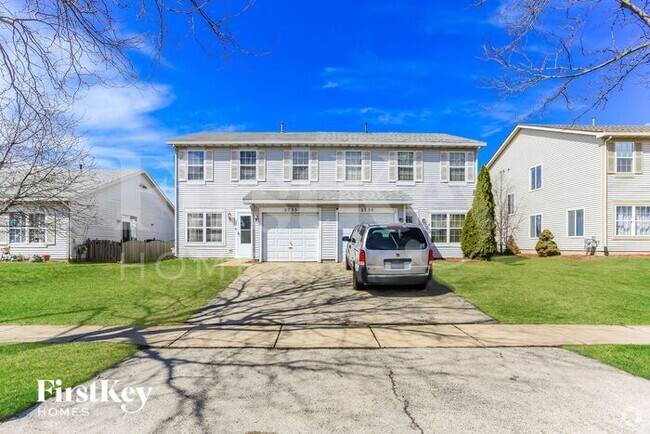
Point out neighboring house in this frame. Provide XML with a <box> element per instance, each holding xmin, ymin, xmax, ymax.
<box><xmin>488</xmin><ymin>124</ymin><xmax>650</xmax><ymax>255</ymax></box>
<box><xmin>169</xmin><ymin>132</ymin><xmax>485</xmax><ymax>261</ymax></box>
<box><xmin>0</xmin><ymin>169</ymin><xmax>174</xmax><ymax>260</ymax></box>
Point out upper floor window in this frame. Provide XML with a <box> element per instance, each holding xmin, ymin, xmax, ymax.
<box><xmin>507</xmin><ymin>193</ymin><xmax>515</xmax><ymax>215</ymax></box>
<box><xmin>567</xmin><ymin>209</ymin><xmax>584</xmax><ymax>238</ymax></box>
<box><xmin>187</xmin><ymin>150</ymin><xmax>205</xmax><ymax>181</ymax></box>
<box><xmin>616</xmin><ymin>205</ymin><xmax>650</xmax><ymax>237</ymax></box>
<box><xmin>449</xmin><ymin>152</ymin><xmax>466</xmax><ymax>182</ymax></box>
<box><xmin>9</xmin><ymin>212</ymin><xmax>45</xmax><ymax>244</ymax></box>
<box><xmin>187</xmin><ymin>212</ymin><xmax>224</xmax><ymax>243</ymax></box>
<box><xmin>240</xmin><ymin>151</ymin><xmax>257</xmax><ymax>181</ymax></box>
<box><xmin>530</xmin><ymin>214</ymin><xmax>542</xmax><ymax>238</ymax></box>
<box><xmin>345</xmin><ymin>151</ymin><xmax>363</xmax><ymax>181</ymax></box>
<box><xmin>530</xmin><ymin>165</ymin><xmax>542</xmax><ymax>190</ymax></box>
<box><xmin>397</xmin><ymin>151</ymin><xmax>414</xmax><ymax>182</ymax></box>
<box><xmin>615</xmin><ymin>142</ymin><xmax>634</xmax><ymax>173</ymax></box>
<box><xmin>292</xmin><ymin>150</ymin><xmax>310</xmax><ymax>181</ymax></box>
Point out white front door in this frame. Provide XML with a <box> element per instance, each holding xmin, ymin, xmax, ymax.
<box><xmin>236</xmin><ymin>212</ymin><xmax>253</xmax><ymax>258</ymax></box>
<box><xmin>338</xmin><ymin>212</ymin><xmax>396</xmax><ymax>262</ymax></box>
<box><xmin>263</xmin><ymin>213</ymin><xmax>319</xmax><ymax>262</ymax></box>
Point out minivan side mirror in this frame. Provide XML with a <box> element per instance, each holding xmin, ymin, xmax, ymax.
<box><xmin>342</xmin><ymin>236</ymin><xmax>350</xmax><ymax>242</ymax></box>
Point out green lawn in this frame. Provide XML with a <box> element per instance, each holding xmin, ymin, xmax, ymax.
<box><xmin>0</xmin><ymin>259</ymin><xmax>242</xmax><ymax>326</ymax></box>
<box><xmin>565</xmin><ymin>345</ymin><xmax>650</xmax><ymax>380</ymax></box>
<box><xmin>434</xmin><ymin>256</ymin><xmax>650</xmax><ymax>324</ymax></box>
<box><xmin>0</xmin><ymin>342</ymin><xmax>136</xmax><ymax>420</ymax></box>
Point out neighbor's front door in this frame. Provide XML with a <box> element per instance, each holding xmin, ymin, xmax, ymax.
<box><xmin>236</xmin><ymin>212</ymin><xmax>253</xmax><ymax>258</ymax></box>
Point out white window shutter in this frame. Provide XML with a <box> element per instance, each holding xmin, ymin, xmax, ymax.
<box><xmin>257</xmin><ymin>150</ymin><xmax>266</xmax><ymax>181</ymax></box>
<box><xmin>46</xmin><ymin>214</ymin><xmax>56</xmax><ymax>245</ymax></box>
<box><xmin>440</xmin><ymin>152</ymin><xmax>449</xmax><ymax>183</ymax></box>
<box><xmin>363</xmin><ymin>151</ymin><xmax>372</xmax><ymax>182</ymax></box>
<box><xmin>204</xmin><ymin>150</ymin><xmax>214</xmax><ymax>182</ymax></box>
<box><xmin>607</xmin><ymin>142</ymin><xmax>615</xmax><ymax>174</ymax></box>
<box><xmin>178</xmin><ymin>150</ymin><xmax>188</xmax><ymax>182</ymax></box>
<box><xmin>634</xmin><ymin>143</ymin><xmax>643</xmax><ymax>174</ymax></box>
<box><xmin>336</xmin><ymin>151</ymin><xmax>344</xmax><ymax>182</ymax></box>
<box><xmin>388</xmin><ymin>151</ymin><xmax>397</xmax><ymax>182</ymax></box>
<box><xmin>310</xmin><ymin>150</ymin><xmax>319</xmax><ymax>181</ymax></box>
<box><xmin>231</xmin><ymin>150</ymin><xmax>239</xmax><ymax>181</ymax></box>
<box><xmin>466</xmin><ymin>151</ymin><xmax>476</xmax><ymax>183</ymax></box>
<box><xmin>415</xmin><ymin>151</ymin><xmax>424</xmax><ymax>182</ymax></box>
<box><xmin>283</xmin><ymin>150</ymin><xmax>292</xmax><ymax>182</ymax></box>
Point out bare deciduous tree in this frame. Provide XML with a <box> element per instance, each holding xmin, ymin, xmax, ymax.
<box><xmin>480</xmin><ymin>0</ymin><xmax>650</xmax><ymax>115</ymax></box>
<box><xmin>492</xmin><ymin>169</ymin><xmax>524</xmax><ymax>253</ymax></box>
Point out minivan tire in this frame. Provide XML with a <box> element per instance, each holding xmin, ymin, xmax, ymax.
<box><xmin>352</xmin><ymin>270</ymin><xmax>364</xmax><ymax>290</ymax></box>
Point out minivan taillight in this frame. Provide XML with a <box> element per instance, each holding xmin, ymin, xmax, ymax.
<box><xmin>428</xmin><ymin>249</ymin><xmax>434</xmax><ymax>264</ymax></box>
<box><xmin>358</xmin><ymin>249</ymin><xmax>366</xmax><ymax>265</ymax></box>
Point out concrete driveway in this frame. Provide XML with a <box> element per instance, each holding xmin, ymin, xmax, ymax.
<box><xmin>3</xmin><ymin>347</ymin><xmax>648</xmax><ymax>433</ymax></box>
<box><xmin>189</xmin><ymin>262</ymin><xmax>493</xmax><ymax>325</ymax></box>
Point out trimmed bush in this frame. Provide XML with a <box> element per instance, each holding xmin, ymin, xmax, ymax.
<box><xmin>535</xmin><ymin>229</ymin><xmax>561</xmax><ymax>257</ymax></box>
<box><xmin>505</xmin><ymin>234</ymin><xmax>520</xmax><ymax>255</ymax></box>
<box><xmin>461</xmin><ymin>166</ymin><xmax>497</xmax><ymax>260</ymax></box>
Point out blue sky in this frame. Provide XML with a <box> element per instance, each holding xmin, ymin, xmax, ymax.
<box><xmin>73</xmin><ymin>0</ymin><xmax>650</xmax><ymax>200</ymax></box>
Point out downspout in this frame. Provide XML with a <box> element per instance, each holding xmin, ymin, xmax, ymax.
<box><xmin>602</xmin><ymin>136</ymin><xmax>612</xmax><ymax>255</ymax></box>
<box><xmin>174</xmin><ymin>145</ymin><xmax>179</xmax><ymax>257</ymax></box>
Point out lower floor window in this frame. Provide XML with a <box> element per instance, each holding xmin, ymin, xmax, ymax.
<box><xmin>9</xmin><ymin>212</ymin><xmax>46</xmax><ymax>243</ymax></box>
<box><xmin>187</xmin><ymin>212</ymin><xmax>223</xmax><ymax>243</ymax></box>
<box><xmin>567</xmin><ymin>209</ymin><xmax>584</xmax><ymax>237</ymax></box>
<box><xmin>617</xmin><ymin>205</ymin><xmax>650</xmax><ymax>236</ymax></box>
<box><xmin>530</xmin><ymin>214</ymin><xmax>542</xmax><ymax>238</ymax></box>
<box><xmin>430</xmin><ymin>212</ymin><xmax>466</xmax><ymax>244</ymax></box>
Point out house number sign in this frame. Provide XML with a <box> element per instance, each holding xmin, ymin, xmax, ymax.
<box><xmin>359</xmin><ymin>207</ymin><xmax>374</xmax><ymax>213</ymax></box>
<box><xmin>284</xmin><ymin>207</ymin><xmax>299</xmax><ymax>214</ymax></box>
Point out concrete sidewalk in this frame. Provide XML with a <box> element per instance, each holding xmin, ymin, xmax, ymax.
<box><xmin>1</xmin><ymin>323</ymin><xmax>649</xmax><ymax>348</ymax></box>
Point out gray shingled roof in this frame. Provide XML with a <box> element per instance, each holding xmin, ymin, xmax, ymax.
<box><xmin>243</xmin><ymin>190</ymin><xmax>413</xmax><ymax>204</ymax></box>
<box><xmin>524</xmin><ymin>124</ymin><xmax>650</xmax><ymax>134</ymax></box>
<box><xmin>169</xmin><ymin>132</ymin><xmax>484</xmax><ymax>147</ymax></box>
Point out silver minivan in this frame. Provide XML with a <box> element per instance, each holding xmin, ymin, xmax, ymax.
<box><xmin>342</xmin><ymin>223</ymin><xmax>433</xmax><ymax>290</ymax></box>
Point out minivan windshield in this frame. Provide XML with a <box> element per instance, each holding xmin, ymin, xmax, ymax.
<box><xmin>365</xmin><ymin>227</ymin><xmax>427</xmax><ymax>250</ymax></box>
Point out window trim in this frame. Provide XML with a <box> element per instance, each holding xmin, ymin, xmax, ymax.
<box><xmin>8</xmin><ymin>212</ymin><xmax>47</xmax><ymax>245</ymax></box>
<box><xmin>529</xmin><ymin>164</ymin><xmax>543</xmax><ymax>191</ymax></box>
<box><xmin>185</xmin><ymin>210</ymin><xmax>226</xmax><ymax>245</ymax></box>
<box><xmin>291</xmin><ymin>148</ymin><xmax>311</xmax><ymax>184</ymax></box>
<box><xmin>238</xmin><ymin>149</ymin><xmax>258</xmax><ymax>183</ymax></box>
<box><xmin>615</xmin><ymin>141</ymin><xmax>634</xmax><ymax>174</ymax></box>
<box><xmin>397</xmin><ymin>151</ymin><xmax>415</xmax><ymax>183</ymax></box>
<box><xmin>507</xmin><ymin>193</ymin><xmax>515</xmax><ymax>216</ymax></box>
<box><xmin>529</xmin><ymin>213</ymin><xmax>543</xmax><ymax>239</ymax></box>
<box><xmin>566</xmin><ymin>208</ymin><xmax>585</xmax><ymax>238</ymax></box>
<box><xmin>187</xmin><ymin>149</ymin><xmax>206</xmax><ymax>183</ymax></box>
<box><xmin>448</xmin><ymin>151</ymin><xmax>467</xmax><ymax>183</ymax></box>
<box><xmin>614</xmin><ymin>204</ymin><xmax>650</xmax><ymax>239</ymax></box>
<box><xmin>344</xmin><ymin>150</ymin><xmax>364</xmax><ymax>183</ymax></box>
<box><xmin>430</xmin><ymin>211</ymin><xmax>467</xmax><ymax>244</ymax></box>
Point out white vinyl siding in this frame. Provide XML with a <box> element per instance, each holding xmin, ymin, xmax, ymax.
<box><xmin>530</xmin><ymin>165</ymin><xmax>542</xmax><ymax>191</ymax></box>
<box><xmin>615</xmin><ymin>142</ymin><xmax>634</xmax><ymax>173</ymax></box>
<box><xmin>530</xmin><ymin>214</ymin><xmax>542</xmax><ymax>239</ymax></box>
<box><xmin>187</xmin><ymin>150</ymin><xmax>205</xmax><ymax>181</ymax></box>
<box><xmin>567</xmin><ymin>209</ymin><xmax>584</xmax><ymax>238</ymax></box>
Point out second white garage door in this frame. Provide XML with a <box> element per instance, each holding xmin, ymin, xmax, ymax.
<box><xmin>338</xmin><ymin>212</ymin><xmax>396</xmax><ymax>261</ymax></box>
<box><xmin>263</xmin><ymin>213</ymin><xmax>319</xmax><ymax>262</ymax></box>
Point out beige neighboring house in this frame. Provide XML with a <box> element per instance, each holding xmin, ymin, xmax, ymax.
<box><xmin>0</xmin><ymin>169</ymin><xmax>174</xmax><ymax>260</ymax></box>
<box><xmin>487</xmin><ymin>124</ymin><xmax>650</xmax><ymax>255</ymax></box>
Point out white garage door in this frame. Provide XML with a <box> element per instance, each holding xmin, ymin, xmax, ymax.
<box><xmin>263</xmin><ymin>213</ymin><xmax>319</xmax><ymax>262</ymax></box>
<box><xmin>338</xmin><ymin>213</ymin><xmax>396</xmax><ymax>261</ymax></box>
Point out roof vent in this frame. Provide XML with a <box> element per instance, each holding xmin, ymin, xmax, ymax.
<box><xmin>591</xmin><ymin>117</ymin><xmax>596</xmax><ymax>126</ymax></box>
<box><xmin>280</xmin><ymin>121</ymin><xmax>285</xmax><ymax>133</ymax></box>
<box><xmin>364</xmin><ymin>122</ymin><xmax>369</xmax><ymax>134</ymax></box>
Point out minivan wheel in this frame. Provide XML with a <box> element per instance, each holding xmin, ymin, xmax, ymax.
<box><xmin>344</xmin><ymin>258</ymin><xmax>351</xmax><ymax>270</ymax></box>
<box><xmin>352</xmin><ymin>271</ymin><xmax>364</xmax><ymax>290</ymax></box>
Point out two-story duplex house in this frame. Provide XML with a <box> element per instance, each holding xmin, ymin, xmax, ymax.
<box><xmin>487</xmin><ymin>125</ymin><xmax>650</xmax><ymax>255</ymax></box>
<box><xmin>169</xmin><ymin>132</ymin><xmax>485</xmax><ymax>261</ymax></box>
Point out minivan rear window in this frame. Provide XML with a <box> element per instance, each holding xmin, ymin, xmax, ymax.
<box><xmin>365</xmin><ymin>227</ymin><xmax>427</xmax><ymax>250</ymax></box>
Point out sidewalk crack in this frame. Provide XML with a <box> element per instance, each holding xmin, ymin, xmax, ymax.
<box><xmin>388</xmin><ymin>368</ymin><xmax>424</xmax><ymax>434</ymax></box>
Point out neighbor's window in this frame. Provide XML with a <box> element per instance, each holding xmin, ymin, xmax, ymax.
<box><xmin>9</xmin><ymin>212</ymin><xmax>25</xmax><ymax>243</ymax></box>
<box><xmin>507</xmin><ymin>193</ymin><xmax>515</xmax><ymax>215</ymax></box>
<box><xmin>449</xmin><ymin>214</ymin><xmax>466</xmax><ymax>243</ymax></box>
<box><xmin>615</xmin><ymin>142</ymin><xmax>634</xmax><ymax>173</ymax></box>
<box><xmin>345</xmin><ymin>151</ymin><xmax>363</xmax><ymax>181</ymax></box>
<box><xmin>292</xmin><ymin>150</ymin><xmax>310</xmax><ymax>181</ymax></box>
<box><xmin>530</xmin><ymin>165</ymin><xmax>542</xmax><ymax>190</ymax></box>
<box><xmin>239</xmin><ymin>151</ymin><xmax>257</xmax><ymax>181</ymax></box>
<box><xmin>187</xmin><ymin>150</ymin><xmax>205</xmax><ymax>181</ymax></box>
<box><xmin>187</xmin><ymin>212</ymin><xmax>223</xmax><ymax>243</ymax></box>
<box><xmin>430</xmin><ymin>214</ymin><xmax>448</xmax><ymax>244</ymax></box>
<box><xmin>449</xmin><ymin>152</ymin><xmax>466</xmax><ymax>182</ymax></box>
<box><xmin>530</xmin><ymin>214</ymin><xmax>542</xmax><ymax>238</ymax></box>
<box><xmin>397</xmin><ymin>151</ymin><xmax>414</xmax><ymax>182</ymax></box>
<box><xmin>567</xmin><ymin>209</ymin><xmax>584</xmax><ymax>238</ymax></box>
<box><xmin>9</xmin><ymin>212</ymin><xmax>45</xmax><ymax>244</ymax></box>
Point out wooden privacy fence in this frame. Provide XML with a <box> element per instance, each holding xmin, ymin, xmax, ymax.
<box><xmin>81</xmin><ymin>239</ymin><xmax>174</xmax><ymax>263</ymax></box>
